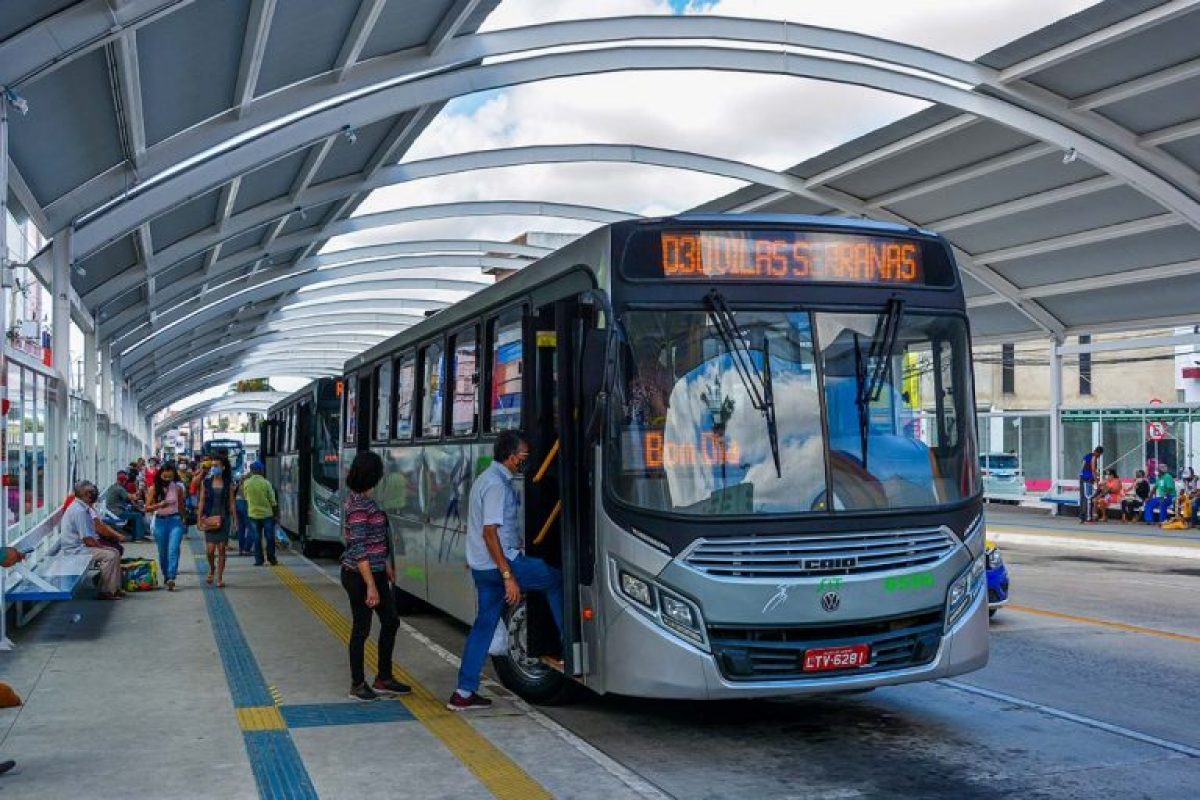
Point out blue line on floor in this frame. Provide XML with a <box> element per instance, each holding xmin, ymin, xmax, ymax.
<box><xmin>191</xmin><ymin>543</ymin><xmax>318</xmax><ymax>800</ymax></box>
<box><xmin>281</xmin><ymin>701</ymin><xmax>415</xmax><ymax>729</ymax></box>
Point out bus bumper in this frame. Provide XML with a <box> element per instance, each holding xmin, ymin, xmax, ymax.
<box><xmin>599</xmin><ymin>588</ymin><xmax>989</xmax><ymax>700</ymax></box>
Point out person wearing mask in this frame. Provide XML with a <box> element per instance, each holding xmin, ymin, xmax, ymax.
<box><xmin>235</xmin><ymin>472</ymin><xmax>252</xmax><ymax>557</ymax></box>
<box><xmin>341</xmin><ymin>451</ymin><xmax>411</xmax><ymax>702</ymax></box>
<box><xmin>448</xmin><ymin>431</ymin><xmax>563</xmax><ymax>712</ymax></box>
<box><xmin>241</xmin><ymin>461</ymin><xmax>280</xmax><ymax>566</ymax></box>
<box><xmin>1078</xmin><ymin>445</ymin><xmax>1103</xmax><ymax>523</ymax></box>
<box><xmin>1144</xmin><ymin>464</ymin><xmax>1176</xmax><ymax>525</ymax></box>
<box><xmin>103</xmin><ymin>470</ymin><xmax>147</xmax><ymax>542</ymax></box>
<box><xmin>60</xmin><ymin>481</ymin><xmax>124</xmax><ymax>600</ymax></box>
<box><xmin>1094</xmin><ymin>468</ymin><xmax>1122</xmax><ymax>522</ymax></box>
<box><xmin>198</xmin><ymin>456</ymin><xmax>236</xmax><ymax>587</ymax></box>
<box><xmin>1120</xmin><ymin>469</ymin><xmax>1151</xmax><ymax>522</ymax></box>
<box><xmin>147</xmin><ymin>463</ymin><xmax>188</xmax><ymax>591</ymax></box>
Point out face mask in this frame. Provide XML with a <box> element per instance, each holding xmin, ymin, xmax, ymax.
<box><xmin>209</xmin><ymin>466</ymin><xmax>222</xmax><ymax>478</ymax></box>
<box><xmin>513</xmin><ymin>454</ymin><xmax>529</xmax><ymax>474</ymax></box>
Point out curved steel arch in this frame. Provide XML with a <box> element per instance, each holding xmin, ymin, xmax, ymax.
<box><xmin>130</xmin><ymin>330</ymin><xmax>386</xmax><ymax>387</ymax></box>
<box><xmin>89</xmin><ymin>237</ymin><xmax>548</xmax><ymax>308</ymax></box>
<box><xmin>50</xmin><ymin>15</ymin><xmax>990</xmax><ymax>234</ymax></box>
<box><xmin>117</xmin><ymin>200</ymin><xmax>623</xmax><ymax>323</ymax></box>
<box><xmin>103</xmin><ymin>246</ymin><xmax>534</xmax><ymax>344</ymax></box>
<box><xmin>67</xmin><ymin>22</ymin><xmax>1200</xmax><ymax>264</ymax></box>
<box><xmin>91</xmin><ymin>142</ymin><xmax>855</xmax><ymax>308</ymax></box>
<box><xmin>155</xmin><ymin>391</ymin><xmax>288</xmax><ymax>437</ymax></box>
<box><xmin>145</xmin><ymin>359</ymin><xmax>348</xmax><ymax>410</ymax></box>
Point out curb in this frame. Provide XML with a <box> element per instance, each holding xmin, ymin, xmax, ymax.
<box><xmin>989</xmin><ymin>528</ymin><xmax>1200</xmax><ymax>561</ymax></box>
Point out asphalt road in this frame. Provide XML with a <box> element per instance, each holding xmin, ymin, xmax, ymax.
<box><xmin>315</xmin><ymin>536</ymin><xmax>1200</xmax><ymax>799</ymax></box>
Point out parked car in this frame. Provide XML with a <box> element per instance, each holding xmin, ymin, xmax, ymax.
<box><xmin>981</xmin><ymin>452</ymin><xmax>1024</xmax><ymax>501</ymax></box>
<box><xmin>986</xmin><ymin>539</ymin><xmax>1009</xmax><ymax>618</ymax></box>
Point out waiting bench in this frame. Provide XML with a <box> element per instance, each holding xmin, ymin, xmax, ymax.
<box><xmin>3</xmin><ymin>501</ymin><xmax>96</xmax><ymax>626</ymax></box>
<box><xmin>1040</xmin><ymin>493</ymin><xmax>1123</xmax><ymax>517</ymax></box>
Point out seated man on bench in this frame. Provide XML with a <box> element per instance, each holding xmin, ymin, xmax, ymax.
<box><xmin>61</xmin><ymin>481</ymin><xmax>125</xmax><ymax>600</ymax></box>
<box><xmin>103</xmin><ymin>470</ymin><xmax>147</xmax><ymax>542</ymax></box>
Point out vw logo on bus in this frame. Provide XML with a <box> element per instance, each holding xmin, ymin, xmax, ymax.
<box><xmin>820</xmin><ymin>591</ymin><xmax>841</xmax><ymax>613</ymax></box>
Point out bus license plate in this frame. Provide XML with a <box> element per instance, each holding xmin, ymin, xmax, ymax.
<box><xmin>802</xmin><ymin>644</ymin><xmax>870</xmax><ymax>672</ymax></box>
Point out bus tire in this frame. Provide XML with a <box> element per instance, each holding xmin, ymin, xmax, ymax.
<box><xmin>489</xmin><ymin>602</ymin><xmax>582</xmax><ymax>705</ymax></box>
<box><xmin>300</xmin><ymin>535</ymin><xmax>322</xmax><ymax>558</ymax></box>
<box><xmin>392</xmin><ymin>586</ymin><xmax>420</xmax><ymax>615</ymax></box>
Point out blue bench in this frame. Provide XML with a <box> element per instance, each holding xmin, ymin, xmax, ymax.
<box><xmin>2</xmin><ymin>503</ymin><xmax>96</xmax><ymax>627</ymax></box>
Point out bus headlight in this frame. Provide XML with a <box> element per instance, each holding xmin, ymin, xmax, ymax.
<box><xmin>946</xmin><ymin>554</ymin><xmax>986</xmax><ymax>628</ymax></box>
<box><xmin>612</xmin><ymin>559</ymin><xmax>706</xmax><ymax>646</ymax></box>
<box><xmin>619</xmin><ymin>571</ymin><xmax>654</xmax><ymax>609</ymax></box>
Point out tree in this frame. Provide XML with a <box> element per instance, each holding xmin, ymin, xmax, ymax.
<box><xmin>234</xmin><ymin>378</ymin><xmax>272</xmax><ymax>393</ymax></box>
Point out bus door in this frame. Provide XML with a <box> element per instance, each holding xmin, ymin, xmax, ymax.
<box><xmin>297</xmin><ymin>401</ymin><xmax>312</xmax><ymax>536</ymax></box>
<box><xmin>526</xmin><ymin>298</ymin><xmax>594</xmax><ymax>676</ymax></box>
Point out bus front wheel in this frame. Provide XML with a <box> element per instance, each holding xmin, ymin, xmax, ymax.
<box><xmin>491</xmin><ymin>603</ymin><xmax>580</xmax><ymax>705</ymax></box>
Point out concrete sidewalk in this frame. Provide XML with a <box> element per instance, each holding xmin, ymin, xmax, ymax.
<box><xmin>985</xmin><ymin>506</ymin><xmax>1200</xmax><ymax>559</ymax></box>
<box><xmin>0</xmin><ymin>539</ymin><xmax>661</xmax><ymax>800</ymax></box>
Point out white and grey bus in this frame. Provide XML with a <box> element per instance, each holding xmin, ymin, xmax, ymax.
<box><xmin>262</xmin><ymin>378</ymin><xmax>343</xmax><ymax>556</ymax></box>
<box><xmin>341</xmin><ymin>214</ymin><xmax>988</xmax><ymax>703</ymax></box>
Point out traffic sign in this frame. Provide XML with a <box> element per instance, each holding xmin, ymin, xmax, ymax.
<box><xmin>1147</xmin><ymin>421</ymin><xmax>1167</xmax><ymax>441</ymax></box>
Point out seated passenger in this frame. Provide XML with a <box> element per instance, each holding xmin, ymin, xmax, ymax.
<box><xmin>1120</xmin><ymin>470</ymin><xmax>1150</xmax><ymax>522</ymax></box>
<box><xmin>60</xmin><ymin>481</ymin><xmax>124</xmax><ymax>600</ymax></box>
<box><xmin>1143</xmin><ymin>465</ymin><xmax>1175</xmax><ymax>525</ymax></box>
<box><xmin>1094</xmin><ymin>468</ymin><xmax>1121</xmax><ymax>522</ymax></box>
<box><xmin>103</xmin><ymin>471</ymin><xmax>147</xmax><ymax>542</ymax></box>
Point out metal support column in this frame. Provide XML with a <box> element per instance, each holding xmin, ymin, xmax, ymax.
<box><xmin>1</xmin><ymin>87</ymin><xmax>12</xmax><ymax>650</ymax></box>
<box><xmin>83</xmin><ymin>331</ymin><xmax>97</xmax><ymax>479</ymax></box>
<box><xmin>1049</xmin><ymin>335</ymin><xmax>1064</xmax><ymax>497</ymax></box>
<box><xmin>51</xmin><ymin>230</ymin><xmax>71</xmax><ymax>503</ymax></box>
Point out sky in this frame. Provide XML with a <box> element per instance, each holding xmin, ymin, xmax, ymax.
<box><xmin>173</xmin><ymin>0</ymin><xmax>1099</xmax><ymax>412</ymax></box>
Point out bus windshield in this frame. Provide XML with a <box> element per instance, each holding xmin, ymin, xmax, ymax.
<box><xmin>611</xmin><ymin>309</ymin><xmax>977</xmax><ymax>516</ymax></box>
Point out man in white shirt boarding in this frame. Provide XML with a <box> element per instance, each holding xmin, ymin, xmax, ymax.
<box><xmin>448</xmin><ymin>431</ymin><xmax>564</xmax><ymax>712</ymax></box>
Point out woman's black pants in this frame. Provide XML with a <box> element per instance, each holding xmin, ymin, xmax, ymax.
<box><xmin>340</xmin><ymin>567</ymin><xmax>399</xmax><ymax>686</ymax></box>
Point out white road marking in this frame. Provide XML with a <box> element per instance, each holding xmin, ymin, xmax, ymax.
<box><xmin>295</xmin><ymin>552</ymin><xmax>672</xmax><ymax>800</ymax></box>
<box><xmin>938</xmin><ymin>679</ymin><xmax>1200</xmax><ymax>758</ymax></box>
<box><xmin>990</xmin><ymin>529</ymin><xmax>1200</xmax><ymax>561</ymax></box>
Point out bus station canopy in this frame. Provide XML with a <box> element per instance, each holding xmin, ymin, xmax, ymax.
<box><xmin>3</xmin><ymin>0</ymin><xmax>1200</xmax><ymax>414</ymax></box>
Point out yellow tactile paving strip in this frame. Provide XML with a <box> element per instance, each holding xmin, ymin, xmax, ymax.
<box><xmin>271</xmin><ymin>562</ymin><xmax>553</xmax><ymax>800</ymax></box>
<box><xmin>237</xmin><ymin>706</ymin><xmax>288</xmax><ymax>731</ymax></box>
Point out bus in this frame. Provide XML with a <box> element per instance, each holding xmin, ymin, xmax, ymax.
<box><xmin>341</xmin><ymin>214</ymin><xmax>987</xmax><ymax>703</ymax></box>
<box><xmin>202</xmin><ymin>438</ymin><xmax>246</xmax><ymax>474</ymax></box>
<box><xmin>262</xmin><ymin>379</ymin><xmax>343</xmax><ymax>556</ymax></box>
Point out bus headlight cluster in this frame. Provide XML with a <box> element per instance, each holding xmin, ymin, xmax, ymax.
<box><xmin>614</xmin><ymin>561</ymin><xmax>706</xmax><ymax>645</ymax></box>
<box><xmin>946</xmin><ymin>554</ymin><xmax>986</xmax><ymax>628</ymax></box>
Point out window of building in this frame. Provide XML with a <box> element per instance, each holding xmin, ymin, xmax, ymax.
<box><xmin>374</xmin><ymin>360</ymin><xmax>393</xmax><ymax>441</ymax></box>
<box><xmin>1001</xmin><ymin>343</ymin><xmax>1015</xmax><ymax>394</ymax></box>
<box><xmin>420</xmin><ymin>342</ymin><xmax>445</xmax><ymax>438</ymax></box>
<box><xmin>395</xmin><ymin>354</ymin><xmax>416</xmax><ymax>439</ymax></box>
<box><xmin>1078</xmin><ymin>335</ymin><xmax>1092</xmax><ymax>396</ymax></box>
<box><xmin>450</xmin><ymin>329</ymin><xmax>479</xmax><ymax>436</ymax></box>
<box><xmin>488</xmin><ymin>310</ymin><xmax>523</xmax><ymax>432</ymax></box>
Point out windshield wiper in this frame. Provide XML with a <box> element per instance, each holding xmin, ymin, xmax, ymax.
<box><xmin>854</xmin><ymin>297</ymin><xmax>905</xmax><ymax>468</ymax></box>
<box><xmin>705</xmin><ymin>289</ymin><xmax>781</xmax><ymax>477</ymax></box>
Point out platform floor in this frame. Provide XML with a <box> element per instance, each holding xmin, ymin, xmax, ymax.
<box><xmin>0</xmin><ymin>537</ymin><xmax>656</xmax><ymax>800</ymax></box>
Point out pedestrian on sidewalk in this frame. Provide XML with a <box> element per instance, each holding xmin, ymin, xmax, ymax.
<box><xmin>340</xmin><ymin>451</ymin><xmax>411</xmax><ymax>702</ymax></box>
<box><xmin>147</xmin><ymin>463</ymin><xmax>188</xmax><ymax>591</ymax></box>
<box><xmin>1120</xmin><ymin>470</ymin><xmax>1150</xmax><ymax>522</ymax></box>
<box><xmin>198</xmin><ymin>456</ymin><xmax>236</xmax><ymax>588</ymax></box>
<box><xmin>448</xmin><ymin>431</ymin><xmax>564</xmax><ymax>712</ymax></box>
<box><xmin>235</xmin><ymin>470</ymin><xmax>252</xmax><ymax>556</ymax></box>
<box><xmin>1094</xmin><ymin>468</ymin><xmax>1122</xmax><ymax>522</ymax></box>
<box><xmin>1078</xmin><ymin>445</ymin><xmax>1103</xmax><ymax>523</ymax></box>
<box><xmin>242</xmin><ymin>461</ymin><xmax>279</xmax><ymax>566</ymax></box>
<box><xmin>60</xmin><ymin>481</ymin><xmax>124</xmax><ymax>600</ymax></box>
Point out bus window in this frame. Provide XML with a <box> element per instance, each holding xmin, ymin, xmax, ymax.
<box><xmin>345</xmin><ymin>375</ymin><xmax>358</xmax><ymax>444</ymax></box>
<box><xmin>374</xmin><ymin>360</ymin><xmax>393</xmax><ymax>441</ymax></box>
<box><xmin>420</xmin><ymin>341</ymin><xmax>444</xmax><ymax>438</ymax></box>
<box><xmin>395</xmin><ymin>354</ymin><xmax>415</xmax><ymax>439</ymax></box>
<box><xmin>451</xmin><ymin>329</ymin><xmax>479</xmax><ymax>436</ymax></box>
<box><xmin>488</xmin><ymin>310</ymin><xmax>523</xmax><ymax>432</ymax></box>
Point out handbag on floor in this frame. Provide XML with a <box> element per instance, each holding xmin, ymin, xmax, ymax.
<box><xmin>120</xmin><ymin>557</ymin><xmax>160</xmax><ymax>592</ymax></box>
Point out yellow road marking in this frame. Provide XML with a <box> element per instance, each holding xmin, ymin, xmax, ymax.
<box><xmin>271</xmin><ymin>563</ymin><xmax>552</xmax><ymax>800</ymax></box>
<box><xmin>237</xmin><ymin>706</ymin><xmax>286</xmax><ymax>731</ymax></box>
<box><xmin>1007</xmin><ymin>603</ymin><xmax>1200</xmax><ymax>644</ymax></box>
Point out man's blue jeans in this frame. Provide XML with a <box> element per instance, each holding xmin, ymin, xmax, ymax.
<box><xmin>456</xmin><ymin>555</ymin><xmax>564</xmax><ymax>694</ymax></box>
<box><xmin>249</xmin><ymin>517</ymin><xmax>277</xmax><ymax>565</ymax></box>
<box><xmin>154</xmin><ymin>514</ymin><xmax>185</xmax><ymax>581</ymax></box>
<box><xmin>116</xmin><ymin>510</ymin><xmax>146</xmax><ymax>541</ymax></box>
<box><xmin>1145</xmin><ymin>495</ymin><xmax>1174</xmax><ymax>523</ymax></box>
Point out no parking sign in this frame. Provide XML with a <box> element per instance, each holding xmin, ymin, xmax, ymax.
<box><xmin>1147</xmin><ymin>421</ymin><xmax>1167</xmax><ymax>441</ymax></box>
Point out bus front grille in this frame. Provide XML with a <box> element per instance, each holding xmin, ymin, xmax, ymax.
<box><xmin>709</xmin><ymin>611</ymin><xmax>943</xmax><ymax>681</ymax></box>
<box><xmin>681</xmin><ymin>528</ymin><xmax>956</xmax><ymax>578</ymax></box>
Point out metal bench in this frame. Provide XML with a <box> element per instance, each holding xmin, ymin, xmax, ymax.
<box><xmin>2</xmin><ymin>502</ymin><xmax>97</xmax><ymax>632</ymax></box>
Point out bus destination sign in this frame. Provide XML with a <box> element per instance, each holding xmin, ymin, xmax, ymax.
<box><xmin>660</xmin><ymin>230</ymin><xmax>923</xmax><ymax>285</ymax></box>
